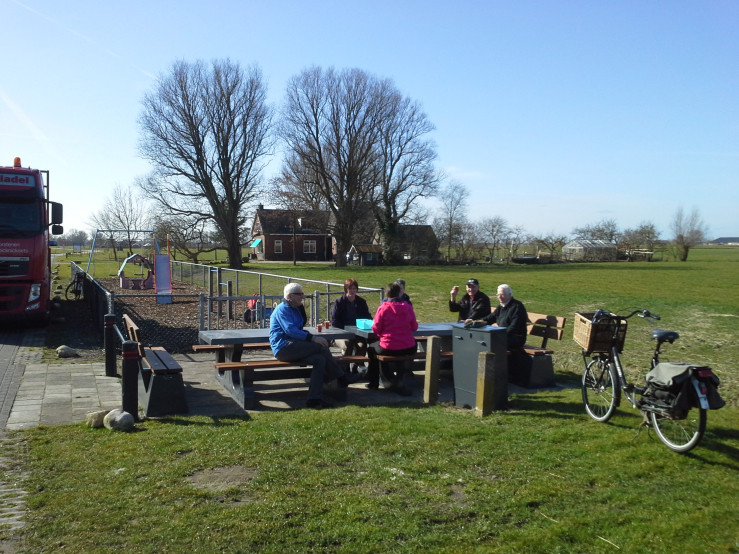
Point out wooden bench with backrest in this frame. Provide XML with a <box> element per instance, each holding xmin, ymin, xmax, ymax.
<box><xmin>510</xmin><ymin>311</ymin><xmax>567</xmax><ymax>388</ymax></box>
<box><xmin>122</xmin><ymin>314</ymin><xmax>187</xmax><ymax>416</ymax></box>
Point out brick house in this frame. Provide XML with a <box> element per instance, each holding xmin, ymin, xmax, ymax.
<box><xmin>249</xmin><ymin>205</ymin><xmax>333</xmax><ymax>262</ymax></box>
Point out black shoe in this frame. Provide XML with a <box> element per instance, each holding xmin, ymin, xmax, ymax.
<box><xmin>350</xmin><ymin>364</ymin><xmax>359</xmax><ymax>374</ymax></box>
<box><xmin>306</xmin><ymin>398</ymin><xmax>334</xmax><ymax>409</ymax></box>
<box><xmin>338</xmin><ymin>372</ymin><xmax>362</xmax><ymax>387</ymax></box>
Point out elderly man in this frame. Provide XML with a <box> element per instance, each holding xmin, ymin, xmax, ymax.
<box><xmin>270</xmin><ymin>283</ymin><xmax>358</xmax><ymax>409</ymax></box>
<box><xmin>468</xmin><ymin>283</ymin><xmax>528</xmax><ymax>349</ymax></box>
<box><xmin>449</xmin><ymin>278</ymin><xmax>492</xmax><ymax>321</ymax></box>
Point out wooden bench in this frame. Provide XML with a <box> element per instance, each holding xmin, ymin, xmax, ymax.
<box><xmin>512</xmin><ymin>312</ymin><xmax>567</xmax><ymax>388</ymax></box>
<box><xmin>122</xmin><ymin>314</ymin><xmax>187</xmax><ymax>416</ymax></box>
<box><xmin>211</xmin><ymin>355</ymin><xmax>371</xmax><ymax>409</ymax></box>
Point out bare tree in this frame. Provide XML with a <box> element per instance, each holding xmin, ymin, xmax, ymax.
<box><xmin>531</xmin><ymin>233</ymin><xmax>569</xmax><ymax>260</ymax></box>
<box><xmin>433</xmin><ymin>181</ymin><xmax>468</xmax><ymax>261</ymax></box>
<box><xmin>371</xmin><ymin>92</ymin><xmax>441</xmax><ymax>264</ymax></box>
<box><xmin>477</xmin><ymin>216</ymin><xmax>509</xmax><ymax>263</ymax></box>
<box><xmin>153</xmin><ymin>213</ymin><xmax>217</xmax><ymax>263</ymax></box>
<box><xmin>670</xmin><ymin>207</ymin><xmax>707</xmax><ymax>261</ymax></box>
<box><xmin>620</xmin><ymin>221</ymin><xmax>660</xmax><ymax>257</ymax></box>
<box><xmin>280</xmin><ymin>67</ymin><xmax>396</xmax><ymax>266</ymax></box>
<box><xmin>573</xmin><ymin>218</ymin><xmax>620</xmax><ymax>243</ymax></box>
<box><xmin>503</xmin><ymin>225</ymin><xmax>527</xmax><ymax>263</ymax></box>
<box><xmin>89</xmin><ymin>184</ymin><xmax>151</xmax><ymax>258</ymax></box>
<box><xmin>138</xmin><ymin>59</ymin><xmax>274</xmax><ymax>269</ymax></box>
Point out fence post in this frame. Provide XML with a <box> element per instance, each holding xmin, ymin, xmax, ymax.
<box><xmin>104</xmin><ymin>313</ymin><xmax>117</xmax><ymax>377</ymax></box>
<box><xmin>121</xmin><ymin>340</ymin><xmax>140</xmax><ymax>421</ymax></box>
<box><xmin>227</xmin><ymin>281</ymin><xmax>233</xmax><ymax>321</ymax></box>
<box><xmin>423</xmin><ymin>335</ymin><xmax>441</xmax><ymax>405</ymax></box>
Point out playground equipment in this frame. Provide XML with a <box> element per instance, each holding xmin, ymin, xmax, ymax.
<box><xmin>118</xmin><ymin>254</ymin><xmax>154</xmax><ymax>290</ymax></box>
<box><xmin>88</xmin><ymin>229</ymin><xmax>172</xmax><ymax>303</ymax></box>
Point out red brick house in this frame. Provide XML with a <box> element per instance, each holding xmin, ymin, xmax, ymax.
<box><xmin>249</xmin><ymin>206</ymin><xmax>333</xmax><ymax>262</ymax></box>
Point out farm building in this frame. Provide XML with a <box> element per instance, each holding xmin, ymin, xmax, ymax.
<box><xmin>562</xmin><ymin>239</ymin><xmax>618</xmax><ymax>262</ymax></box>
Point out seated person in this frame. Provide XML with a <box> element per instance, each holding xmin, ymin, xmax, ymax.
<box><xmin>394</xmin><ymin>278</ymin><xmax>412</xmax><ymax>304</ymax></box>
<box><xmin>270</xmin><ymin>283</ymin><xmax>358</xmax><ymax>409</ymax></box>
<box><xmin>366</xmin><ymin>282</ymin><xmax>418</xmax><ymax>395</ymax></box>
<box><xmin>331</xmin><ymin>278</ymin><xmax>373</xmax><ymax>373</ymax></box>
<box><xmin>449</xmin><ymin>278</ymin><xmax>491</xmax><ymax>321</ymax></box>
<box><xmin>466</xmin><ymin>284</ymin><xmax>528</xmax><ymax>349</ymax></box>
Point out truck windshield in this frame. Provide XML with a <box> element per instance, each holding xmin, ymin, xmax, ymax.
<box><xmin>0</xmin><ymin>200</ymin><xmax>43</xmax><ymax>235</ymax></box>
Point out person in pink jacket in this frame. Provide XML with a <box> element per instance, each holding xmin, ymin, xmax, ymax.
<box><xmin>366</xmin><ymin>282</ymin><xmax>419</xmax><ymax>395</ymax></box>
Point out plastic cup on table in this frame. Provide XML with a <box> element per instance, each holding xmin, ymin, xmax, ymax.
<box><xmin>317</xmin><ymin>323</ymin><xmax>323</xmax><ymax>332</ymax></box>
<box><xmin>324</xmin><ymin>320</ymin><xmax>330</xmax><ymax>329</ymax></box>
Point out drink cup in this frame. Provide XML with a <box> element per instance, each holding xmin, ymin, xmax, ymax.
<box><xmin>324</xmin><ymin>320</ymin><xmax>330</xmax><ymax>329</ymax></box>
<box><xmin>317</xmin><ymin>323</ymin><xmax>323</xmax><ymax>332</ymax></box>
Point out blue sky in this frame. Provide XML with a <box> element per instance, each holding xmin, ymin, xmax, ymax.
<box><xmin>3</xmin><ymin>0</ymin><xmax>737</xmax><ymax>239</ymax></box>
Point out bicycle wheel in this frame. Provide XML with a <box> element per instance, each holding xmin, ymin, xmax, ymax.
<box><xmin>582</xmin><ymin>356</ymin><xmax>620</xmax><ymax>422</ymax></box>
<box><xmin>650</xmin><ymin>408</ymin><xmax>706</xmax><ymax>453</ymax></box>
<box><xmin>65</xmin><ymin>282</ymin><xmax>81</xmax><ymax>301</ymax></box>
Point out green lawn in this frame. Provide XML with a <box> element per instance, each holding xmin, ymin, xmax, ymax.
<box><xmin>15</xmin><ymin>245</ymin><xmax>737</xmax><ymax>552</ymax></box>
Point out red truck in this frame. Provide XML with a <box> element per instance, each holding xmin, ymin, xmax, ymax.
<box><xmin>0</xmin><ymin>157</ymin><xmax>63</xmax><ymax>325</ymax></box>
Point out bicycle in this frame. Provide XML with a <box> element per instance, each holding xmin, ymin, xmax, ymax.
<box><xmin>575</xmin><ymin>309</ymin><xmax>724</xmax><ymax>453</ymax></box>
<box><xmin>65</xmin><ymin>271</ymin><xmax>86</xmax><ymax>301</ymax></box>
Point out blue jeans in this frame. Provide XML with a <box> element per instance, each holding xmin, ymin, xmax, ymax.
<box><xmin>274</xmin><ymin>341</ymin><xmax>343</xmax><ymax>400</ymax></box>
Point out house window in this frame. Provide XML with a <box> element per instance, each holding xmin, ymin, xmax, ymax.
<box><xmin>366</xmin><ymin>252</ymin><xmax>375</xmax><ymax>261</ymax></box>
<box><xmin>274</xmin><ymin>240</ymin><xmax>282</xmax><ymax>254</ymax></box>
<box><xmin>403</xmin><ymin>252</ymin><xmax>412</xmax><ymax>260</ymax></box>
<box><xmin>304</xmin><ymin>240</ymin><xmax>316</xmax><ymax>254</ymax></box>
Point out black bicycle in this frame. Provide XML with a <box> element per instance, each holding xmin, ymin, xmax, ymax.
<box><xmin>65</xmin><ymin>271</ymin><xmax>86</xmax><ymax>301</ymax></box>
<box><xmin>575</xmin><ymin>309</ymin><xmax>724</xmax><ymax>453</ymax></box>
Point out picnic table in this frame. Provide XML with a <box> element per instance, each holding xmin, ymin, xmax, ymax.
<box><xmin>344</xmin><ymin>322</ymin><xmax>455</xmax><ymax>340</ymax></box>
<box><xmin>198</xmin><ymin>326</ymin><xmax>356</xmax><ymax>362</ymax></box>
<box><xmin>198</xmin><ymin>326</ymin><xmax>358</xmax><ymax>409</ymax></box>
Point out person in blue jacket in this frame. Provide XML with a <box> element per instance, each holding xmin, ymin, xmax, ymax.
<box><xmin>270</xmin><ymin>282</ymin><xmax>358</xmax><ymax>409</ymax></box>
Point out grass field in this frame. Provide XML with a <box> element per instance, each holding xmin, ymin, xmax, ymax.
<box><xmin>10</xmin><ymin>245</ymin><xmax>736</xmax><ymax>552</ymax></box>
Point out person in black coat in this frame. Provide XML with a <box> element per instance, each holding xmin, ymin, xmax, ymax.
<box><xmin>449</xmin><ymin>278</ymin><xmax>492</xmax><ymax>321</ymax></box>
<box><xmin>331</xmin><ymin>278</ymin><xmax>373</xmax><ymax>372</ymax></box>
<box><xmin>468</xmin><ymin>283</ymin><xmax>528</xmax><ymax>349</ymax></box>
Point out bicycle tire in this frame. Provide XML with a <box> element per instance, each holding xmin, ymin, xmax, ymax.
<box><xmin>582</xmin><ymin>355</ymin><xmax>620</xmax><ymax>422</ymax></box>
<box><xmin>650</xmin><ymin>408</ymin><xmax>706</xmax><ymax>453</ymax></box>
<box><xmin>65</xmin><ymin>282</ymin><xmax>81</xmax><ymax>301</ymax></box>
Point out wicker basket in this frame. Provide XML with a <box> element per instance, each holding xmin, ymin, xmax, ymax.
<box><xmin>573</xmin><ymin>312</ymin><xmax>627</xmax><ymax>353</ymax></box>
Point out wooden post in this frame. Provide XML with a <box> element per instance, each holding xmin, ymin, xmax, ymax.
<box><xmin>475</xmin><ymin>350</ymin><xmax>508</xmax><ymax>416</ymax></box>
<box><xmin>121</xmin><ymin>340</ymin><xmax>140</xmax><ymax>421</ymax></box>
<box><xmin>423</xmin><ymin>335</ymin><xmax>441</xmax><ymax>404</ymax></box>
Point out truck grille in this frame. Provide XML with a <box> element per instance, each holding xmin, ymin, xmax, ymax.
<box><xmin>0</xmin><ymin>258</ymin><xmax>29</xmax><ymax>277</ymax></box>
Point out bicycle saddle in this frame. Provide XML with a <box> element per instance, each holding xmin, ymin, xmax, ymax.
<box><xmin>652</xmin><ymin>329</ymin><xmax>679</xmax><ymax>343</ymax></box>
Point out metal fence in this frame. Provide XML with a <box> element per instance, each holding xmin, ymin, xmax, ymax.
<box><xmin>72</xmin><ymin>260</ymin><xmax>384</xmax><ymax>354</ymax></box>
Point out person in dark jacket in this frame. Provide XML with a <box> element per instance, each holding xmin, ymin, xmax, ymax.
<box><xmin>467</xmin><ymin>284</ymin><xmax>528</xmax><ymax>349</ymax></box>
<box><xmin>449</xmin><ymin>278</ymin><xmax>491</xmax><ymax>321</ymax></box>
<box><xmin>331</xmin><ymin>278</ymin><xmax>373</xmax><ymax>373</ymax></box>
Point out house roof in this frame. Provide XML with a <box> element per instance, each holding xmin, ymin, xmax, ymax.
<box><xmin>351</xmin><ymin>244</ymin><xmax>383</xmax><ymax>254</ymax></box>
<box><xmin>564</xmin><ymin>239</ymin><xmax>616</xmax><ymax>249</ymax></box>
<box><xmin>253</xmin><ymin>208</ymin><xmax>330</xmax><ymax>236</ymax></box>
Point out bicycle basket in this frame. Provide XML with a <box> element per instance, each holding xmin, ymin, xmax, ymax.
<box><xmin>573</xmin><ymin>312</ymin><xmax>628</xmax><ymax>354</ymax></box>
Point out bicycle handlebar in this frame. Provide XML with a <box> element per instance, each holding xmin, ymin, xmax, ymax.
<box><xmin>592</xmin><ymin>308</ymin><xmax>660</xmax><ymax>322</ymax></box>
